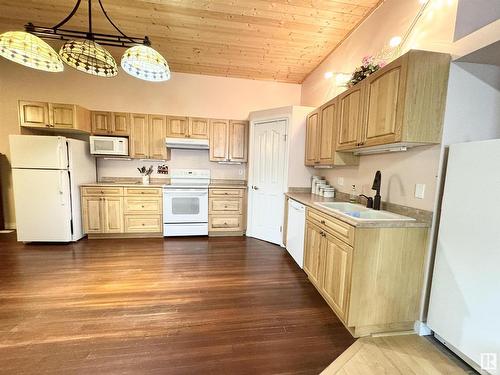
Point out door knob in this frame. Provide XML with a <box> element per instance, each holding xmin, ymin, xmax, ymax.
<box><xmin>252</xmin><ymin>186</ymin><xmax>259</xmax><ymax>190</ymax></box>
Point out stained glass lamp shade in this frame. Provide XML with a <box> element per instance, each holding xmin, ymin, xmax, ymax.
<box><xmin>0</xmin><ymin>31</ymin><xmax>63</xmax><ymax>72</ymax></box>
<box><xmin>59</xmin><ymin>39</ymin><xmax>117</xmax><ymax>77</ymax></box>
<box><xmin>121</xmin><ymin>45</ymin><xmax>170</xmax><ymax>82</ymax></box>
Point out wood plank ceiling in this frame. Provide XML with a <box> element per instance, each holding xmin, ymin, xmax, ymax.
<box><xmin>0</xmin><ymin>0</ymin><xmax>382</xmax><ymax>83</ymax></box>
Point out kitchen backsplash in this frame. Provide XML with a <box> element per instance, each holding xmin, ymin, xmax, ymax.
<box><xmin>97</xmin><ymin>148</ymin><xmax>247</xmax><ymax>180</ymax></box>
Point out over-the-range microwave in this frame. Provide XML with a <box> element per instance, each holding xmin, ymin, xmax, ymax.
<box><xmin>89</xmin><ymin>136</ymin><xmax>129</xmax><ymax>156</ymax></box>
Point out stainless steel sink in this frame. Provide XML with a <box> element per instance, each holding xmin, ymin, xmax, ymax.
<box><xmin>314</xmin><ymin>202</ymin><xmax>416</xmax><ymax>222</ymax></box>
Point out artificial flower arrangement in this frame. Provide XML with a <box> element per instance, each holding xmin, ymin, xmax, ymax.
<box><xmin>347</xmin><ymin>56</ymin><xmax>386</xmax><ymax>88</ymax></box>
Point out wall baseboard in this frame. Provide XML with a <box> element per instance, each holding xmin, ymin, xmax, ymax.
<box><xmin>5</xmin><ymin>222</ymin><xmax>16</xmax><ymax>230</ymax></box>
<box><xmin>414</xmin><ymin>320</ymin><xmax>432</xmax><ymax>336</ymax></box>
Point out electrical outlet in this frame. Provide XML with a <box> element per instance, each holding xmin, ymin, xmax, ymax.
<box><xmin>415</xmin><ymin>184</ymin><xmax>425</xmax><ymax>199</ymax></box>
<box><xmin>338</xmin><ymin>177</ymin><xmax>344</xmax><ymax>186</ymax></box>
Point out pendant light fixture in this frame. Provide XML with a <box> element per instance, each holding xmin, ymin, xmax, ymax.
<box><xmin>0</xmin><ymin>0</ymin><xmax>170</xmax><ymax>82</ymax></box>
<box><xmin>0</xmin><ymin>31</ymin><xmax>63</xmax><ymax>72</ymax></box>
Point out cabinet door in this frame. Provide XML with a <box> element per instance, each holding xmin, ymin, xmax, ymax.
<box><xmin>149</xmin><ymin>115</ymin><xmax>170</xmax><ymax>160</ymax></box>
<box><xmin>321</xmin><ymin>232</ymin><xmax>353</xmax><ymax>323</ymax></box>
<box><xmin>188</xmin><ymin>117</ymin><xmax>209</xmax><ymax>139</ymax></box>
<box><xmin>49</xmin><ymin>103</ymin><xmax>75</xmax><ymax>129</ymax></box>
<box><xmin>18</xmin><ymin>100</ymin><xmax>49</xmax><ymax>127</ymax></box>
<box><xmin>111</xmin><ymin>112</ymin><xmax>130</xmax><ymax>136</ymax></box>
<box><xmin>318</xmin><ymin>100</ymin><xmax>337</xmax><ymax>165</ymax></box>
<box><xmin>82</xmin><ymin>196</ymin><xmax>103</xmax><ymax>233</ymax></box>
<box><xmin>130</xmin><ymin>113</ymin><xmax>150</xmax><ymax>158</ymax></box>
<box><xmin>303</xmin><ymin>221</ymin><xmax>324</xmax><ymax>287</ymax></box>
<box><xmin>361</xmin><ymin>58</ymin><xmax>407</xmax><ymax>147</ymax></box>
<box><xmin>209</xmin><ymin>119</ymin><xmax>229</xmax><ymax>161</ymax></box>
<box><xmin>336</xmin><ymin>84</ymin><xmax>365</xmax><ymax>151</ymax></box>
<box><xmin>228</xmin><ymin>120</ymin><xmax>248</xmax><ymax>162</ymax></box>
<box><xmin>305</xmin><ymin>110</ymin><xmax>320</xmax><ymax>166</ymax></box>
<box><xmin>91</xmin><ymin>111</ymin><xmax>112</xmax><ymax>135</ymax></box>
<box><xmin>102</xmin><ymin>197</ymin><xmax>123</xmax><ymax>233</ymax></box>
<box><xmin>166</xmin><ymin>116</ymin><xmax>188</xmax><ymax>138</ymax></box>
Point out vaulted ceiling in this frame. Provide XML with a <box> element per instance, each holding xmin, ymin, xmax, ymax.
<box><xmin>0</xmin><ymin>0</ymin><xmax>382</xmax><ymax>83</ymax></box>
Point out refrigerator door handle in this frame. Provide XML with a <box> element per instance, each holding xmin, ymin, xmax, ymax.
<box><xmin>58</xmin><ymin>171</ymin><xmax>65</xmax><ymax>206</ymax></box>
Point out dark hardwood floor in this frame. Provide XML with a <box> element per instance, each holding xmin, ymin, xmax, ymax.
<box><xmin>0</xmin><ymin>233</ymin><xmax>355</xmax><ymax>374</ymax></box>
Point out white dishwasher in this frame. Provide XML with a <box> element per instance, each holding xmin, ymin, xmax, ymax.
<box><xmin>286</xmin><ymin>199</ymin><xmax>306</xmax><ymax>268</ymax></box>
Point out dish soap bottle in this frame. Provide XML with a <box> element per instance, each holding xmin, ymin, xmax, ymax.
<box><xmin>349</xmin><ymin>184</ymin><xmax>357</xmax><ymax>203</ymax></box>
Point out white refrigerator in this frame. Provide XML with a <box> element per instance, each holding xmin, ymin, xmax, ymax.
<box><xmin>427</xmin><ymin>139</ymin><xmax>500</xmax><ymax>374</ymax></box>
<box><xmin>9</xmin><ymin>135</ymin><xmax>96</xmax><ymax>242</ymax></box>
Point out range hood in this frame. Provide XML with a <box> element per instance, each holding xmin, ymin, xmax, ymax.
<box><xmin>165</xmin><ymin>137</ymin><xmax>209</xmax><ymax>150</ymax></box>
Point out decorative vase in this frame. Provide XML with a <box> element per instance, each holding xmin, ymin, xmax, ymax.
<box><xmin>142</xmin><ymin>175</ymin><xmax>150</xmax><ymax>185</ymax></box>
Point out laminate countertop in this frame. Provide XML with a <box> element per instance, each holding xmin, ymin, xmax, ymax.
<box><xmin>286</xmin><ymin>192</ymin><xmax>430</xmax><ymax>228</ymax></box>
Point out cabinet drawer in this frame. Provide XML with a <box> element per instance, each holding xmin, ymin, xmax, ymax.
<box><xmin>209</xmin><ymin>215</ymin><xmax>243</xmax><ymax>231</ymax></box>
<box><xmin>209</xmin><ymin>198</ymin><xmax>242</xmax><ymax>214</ymax></box>
<box><xmin>124</xmin><ymin>215</ymin><xmax>162</xmax><ymax>233</ymax></box>
<box><xmin>124</xmin><ymin>197</ymin><xmax>162</xmax><ymax>214</ymax></box>
<box><xmin>307</xmin><ymin>208</ymin><xmax>355</xmax><ymax>246</ymax></box>
<box><xmin>209</xmin><ymin>188</ymin><xmax>243</xmax><ymax>198</ymax></box>
<box><xmin>125</xmin><ymin>187</ymin><xmax>162</xmax><ymax>196</ymax></box>
<box><xmin>81</xmin><ymin>186</ymin><xmax>123</xmax><ymax>196</ymax></box>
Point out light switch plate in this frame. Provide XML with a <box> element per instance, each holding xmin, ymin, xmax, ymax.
<box><xmin>415</xmin><ymin>184</ymin><xmax>425</xmax><ymax>199</ymax></box>
<box><xmin>338</xmin><ymin>177</ymin><xmax>344</xmax><ymax>186</ymax></box>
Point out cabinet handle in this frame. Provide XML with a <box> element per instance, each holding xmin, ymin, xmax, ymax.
<box><xmin>142</xmin><ymin>223</ymin><xmax>145</xmax><ymax>226</ymax></box>
<box><xmin>320</xmin><ymin>220</ymin><xmax>325</xmax><ymax>224</ymax></box>
<box><xmin>224</xmin><ymin>205</ymin><xmax>228</xmax><ymax>208</ymax></box>
<box><xmin>100</xmin><ymin>190</ymin><xmax>104</xmax><ymax>194</ymax></box>
<box><xmin>141</xmin><ymin>205</ymin><xmax>145</xmax><ymax>208</ymax></box>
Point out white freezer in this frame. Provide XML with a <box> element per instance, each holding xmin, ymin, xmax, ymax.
<box><xmin>9</xmin><ymin>135</ymin><xmax>69</xmax><ymax>169</ymax></box>
<box><xmin>427</xmin><ymin>139</ymin><xmax>500</xmax><ymax>374</ymax></box>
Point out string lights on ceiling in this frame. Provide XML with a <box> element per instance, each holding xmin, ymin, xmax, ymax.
<box><xmin>0</xmin><ymin>0</ymin><xmax>170</xmax><ymax>82</ymax></box>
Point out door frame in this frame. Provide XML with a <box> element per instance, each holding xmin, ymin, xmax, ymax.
<box><xmin>246</xmin><ymin>116</ymin><xmax>289</xmax><ymax>245</ymax></box>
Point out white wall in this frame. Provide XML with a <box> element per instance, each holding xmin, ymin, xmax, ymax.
<box><xmin>0</xmin><ymin>59</ymin><xmax>301</xmax><ymax>227</ymax></box>
<box><xmin>300</xmin><ymin>0</ymin><xmax>458</xmax><ymax>211</ymax></box>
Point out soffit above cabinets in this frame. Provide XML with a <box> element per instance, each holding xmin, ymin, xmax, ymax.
<box><xmin>0</xmin><ymin>0</ymin><xmax>382</xmax><ymax>83</ymax></box>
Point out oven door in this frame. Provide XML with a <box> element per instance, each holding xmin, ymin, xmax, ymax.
<box><xmin>163</xmin><ymin>189</ymin><xmax>208</xmax><ymax>223</ymax></box>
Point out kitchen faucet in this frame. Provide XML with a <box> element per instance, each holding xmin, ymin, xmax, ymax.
<box><xmin>358</xmin><ymin>171</ymin><xmax>382</xmax><ymax>210</ymax></box>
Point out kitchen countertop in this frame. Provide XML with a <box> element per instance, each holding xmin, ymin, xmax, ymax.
<box><xmin>209</xmin><ymin>179</ymin><xmax>247</xmax><ymax>189</ymax></box>
<box><xmin>286</xmin><ymin>192</ymin><xmax>430</xmax><ymax>228</ymax></box>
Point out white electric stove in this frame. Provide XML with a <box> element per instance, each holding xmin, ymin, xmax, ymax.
<box><xmin>163</xmin><ymin>169</ymin><xmax>210</xmax><ymax>236</ymax></box>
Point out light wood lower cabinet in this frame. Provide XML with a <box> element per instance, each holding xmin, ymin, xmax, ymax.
<box><xmin>81</xmin><ymin>186</ymin><xmax>162</xmax><ymax>238</ymax></box>
<box><xmin>303</xmin><ymin>206</ymin><xmax>428</xmax><ymax>337</ymax></box>
<box><xmin>208</xmin><ymin>187</ymin><xmax>246</xmax><ymax>236</ymax></box>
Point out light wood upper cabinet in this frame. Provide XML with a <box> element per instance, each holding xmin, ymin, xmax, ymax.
<box><xmin>304</xmin><ymin>102</ymin><xmax>359</xmax><ymax>167</ymax></box>
<box><xmin>209</xmin><ymin>119</ymin><xmax>229</xmax><ymax>161</ymax></box>
<box><xmin>18</xmin><ymin>101</ymin><xmax>49</xmax><ymax>128</ymax></box>
<box><xmin>111</xmin><ymin>112</ymin><xmax>130</xmax><ymax>136</ymax></box>
<box><xmin>130</xmin><ymin>113</ymin><xmax>149</xmax><ymax>158</ymax></box>
<box><xmin>321</xmin><ymin>231</ymin><xmax>353</xmax><ymax>323</ymax></box>
<box><xmin>228</xmin><ymin>120</ymin><xmax>248</xmax><ymax>162</ymax></box>
<box><xmin>92</xmin><ymin>111</ymin><xmax>130</xmax><ymax>135</ymax></box>
<box><xmin>188</xmin><ymin>117</ymin><xmax>209</xmax><ymax>139</ymax></box>
<box><xmin>303</xmin><ymin>221</ymin><xmax>324</xmax><ymax>287</ymax></box>
<box><xmin>336</xmin><ymin>84</ymin><xmax>365</xmax><ymax>151</ymax></box>
<box><xmin>19</xmin><ymin>101</ymin><xmax>91</xmax><ymax>132</ymax></box>
<box><xmin>166</xmin><ymin>116</ymin><xmax>188</xmax><ymax>138</ymax></box>
<box><xmin>91</xmin><ymin>111</ymin><xmax>112</xmax><ymax>135</ymax></box>
<box><xmin>149</xmin><ymin>115</ymin><xmax>170</xmax><ymax>160</ymax></box>
<box><xmin>49</xmin><ymin>103</ymin><xmax>75</xmax><ymax>129</ymax></box>
<box><xmin>305</xmin><ymin>110</ymin><xmax>319</xmax><ymax>166</ymax></box>
<box><xmin>334</xmin><ymin>50</ymin><xmax>451</xmax><ymax>151</ymax></box>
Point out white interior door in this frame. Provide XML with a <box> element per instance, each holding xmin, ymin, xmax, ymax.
<box><xmin>247</xmin><ymin>120</ymin><xmax>287</xmax><ymax>244</ymax></box>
